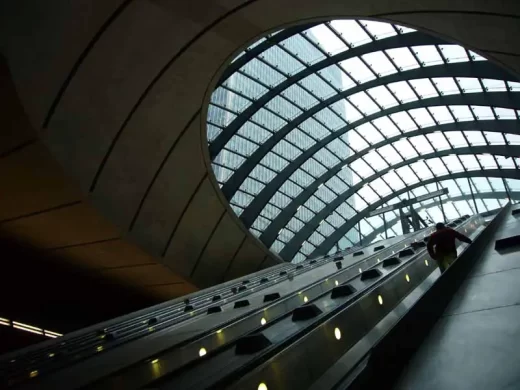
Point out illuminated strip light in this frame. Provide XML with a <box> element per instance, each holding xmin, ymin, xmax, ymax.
<box><xmin>2</xmin><ymin>318</ymin><xmax>62</xmax><ymax>338</ymax></box>
<box><xmin>44</xmin><ymin>330</ymin><xmax>63</xmax><ymax>338</ymax></box>
<box><xmin>13</xmin><ymin>322</ymin><xmax>44</xmax><ymax>336</ymax></box>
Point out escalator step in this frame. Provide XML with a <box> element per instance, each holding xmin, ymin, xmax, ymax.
<box><xmin>234</xmin><ymin>300</ymin><xmax>250</xmax><ymax>309</ymax></box>
<box><xmin>264</xmin><ymin>292</ymin><xmax>281</xmax><ymax>302</ymax></box>
<box><xmin>235</xmin><ymin>333</ymin><xmax>272</xmax><ymax>355</ymax></box>
<box><xmin>207</xmin><ymin>306</ymin><xmax>222</xmax><ymax>314</ymax></box>
<box><xmin>361</xmin><ymin>269</ymin><xmax>382</xmax><ymax>281</ymax></box>
<box><xmin>383</xmin><ymin>257</ymin><xmax>401</xmax><ymax>267</ymax></box>
<box><xmin>292</xmin><ymin>304</ymin><xmax>322</xmax><ymax>321</ymax></box>
<box><xmin>330</xmin><ymin>284</ymin><xmax>356</xmax><ymax>299</ymax></box>
<box><xmin>399</xmin><ymin>248</ymin><xmax>415</xmax><ymax>258</ymax></box>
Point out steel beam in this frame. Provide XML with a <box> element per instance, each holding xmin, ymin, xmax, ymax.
<box><xmin>259</xmin><ymin>119</ymin><xmax>520</xmax><ymax>248</ymax></box>
<box><xmin>279</xmin><ymin>146</ymin><xmax>518</xmax><ymax>260</ymax></box>
<box><xmin>361</xmin><ymin>191</ymin><xmax>518</xmax><ymax>244</ymax></box>
<box><xmin>234</xmin><ymin>92</ymin><xmax>520</xmax><ymax>232</ymax></box>
<box><xmin>309</xmin><ymin>169</ymin><xmax>520</xmax><ymax>258</ymax></box>
<box><xmin>210</xmin><ymin>31</ymin><xmax>449</xmax><ymax>157</ymax></box>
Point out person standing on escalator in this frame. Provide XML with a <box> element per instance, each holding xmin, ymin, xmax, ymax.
<box><xmin>427</xmin><ymin>222</ymin><xmax>473</xmax><ymax>273</ymax></box>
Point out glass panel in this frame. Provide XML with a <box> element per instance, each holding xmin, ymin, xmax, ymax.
<box><xmin>306</xmin><ymin>24</ymin><xmax>348</xmax><ymax>56</ymax></box>
<box><xmin>282</xmin><ymin>84</ymin><xmax>319</xmax><ymax>109</ymax></box>
<box><xmin>356</xmin><ymin>122</ymin><xmax>384</xmax><ymax>144</ymax></box>
<box><xmin>238</xmin><ymin>122</ymin><xmax>272</xmax><ymax>144</ymax></box>
<box><xmin>251</xmin><ymin>108</ymin><xmax>287</xmax><ymax>131</ymax></box>
<box><xmin>442</xmin><ymin>155</ymin><xmax>464</xmax><ymax>172</ymax></box>
<box><xmin>281</xmin><ymin>33</ymin><xmax>325</xmax><ymax>64</ymax></box>
<box><xmin>387</xmin><ymin>81</ymin><xmax>417</xmax><ymax>103</ymax></box>
<box><xmin>482</xmin><ymin>79</ymin><xmax>507</xmax><ymax>92</ymax></box>
<box><xmin>410</xmin><ymin>160</ymin><xmax>433</xmax><ymax>180</ymax></box>
<box><xmin>339</xmin><ymin>57</ymin><xmax>376</xmax><ymax>83</ymax></box>
<box><xmin>469</xmin><ymin>51</ymin><xmax>487</xmax><ymax>61</ymax></box>
<box><xmin>342</xmin><ymin>100</ymin><xmax>364</xmax><ymax>123</ymax></box>
<box><xmin>290</xmin><ymin>169</ymin><xmax>314</xmax><ymax>187</ymax></box>
<box><xmin>250</xmin><ymin>164</ymin><xmax>277</xmax><ymax>183</ymax></box>
<box><xmin>386</xmin><ymin>47</ymin><xmax>420</xmax><ymax>71</ymax></box>
<box><xmin>370</xmin><ymin>177</ymin><xmax>392</xmax><ymax>196</ymax></box>
<box><xmin>207</xmin><ymin>104</ymin><xmax>237</xmax><ymax>127</ymax></box>
<box><xmin>363</xmin><ymin>150</ymin><xmax>389</xmax><ymax>171</ymax></box>
<box><xmin>483</xmin><ymin>131</ymin><xmax>505</xmax><ymax>145</ymax></box>
<box><xmin>495</xmin><ymin>107</ymin><xmax>517</xmax><ymax>119</ymax></box>
<box><xmin>207</xmin><ymin>124</ymin><xmax>222</xmax><ymax>142</ymax></box>
<box><xmin>226</xmin><ymin>135</ymin><xmax>259</xmax><ymax>156</ymax></box>
<box><xmin>350</xmin><ymin>158</ymin><xmax>374</xmax><ymax>178</ymax></box>
<box><xmin>265</xmin><ymin>96</ymin><xmax>303</xmax><ymax>121</ymax></box>
<box><xmin>242</xmin><ymin>58</ymin><xmax>286</xmax><ymax>87</ymax></box>
<box><xmin>372</xmin><ymin>116</ymin><xmax>401</xmax><ymax>138</ymax></box>
<box><xmin>358</xmin><ymin>185</ymin><xmax>379</xmax><ymax>204</ymax></box>
<box><xmin>432</xmin><ymin>78</ymin><xmax>459</xmax><ymax>95</ymax></box>
<box><xmin>211</xmin><ymin>87</ymin><xmax>251</xmax><ymax>113</ymax></box>
<box><xmin>426</xmin><ymin>157</ymin><xmax>448</xmax><ymax>175</ymax></box>
<box><xmin>329</xmin><ymin>20</ymin><xmax>372</xmax><ymax>47</ymax></box>
<box><xmin>362</xmin><ymin>20</ymin><xmax>397</xmax><ymax>39</ymax></box>
<box><xmin>362</xmin><ymin>51</ymin><xmax>397</xmax><ymax>77</ymax></box>
<box><xmin>445</xmin><ymin>131</ymin><xmax>468</xmax><ymax>147</ymax></box>
<box><xmin>464</xmin><ymin>131</ymin><xmax>486</xmax><ymax>146</ymax></box>
<box><xmin>471</xmin><ymin>105</ymin><xmax>494</xmax><ymax>119</ymax></box>
<box><xmin>426</xmin><ymin>132</ymin><xmax>451</xmax><ymax>150</ymax></box>
<box><xmin>366</xmin><ymin>85</ymin><xmax>399</xmax><ymax>108</ymax></box>
<box><xmin>314</xmin><ymin>148</ymin><xmax>340</xmax><ymax>168</ymax></box>
<box><xmin>262</xmin><ymin>45</ymin><xmax>303</xmax><ymax>75</ymax></box>
<box><xmin>300</xmin><ymin>73</ymin><xmax>336</xmax><ymax>100</ymax></box>
<box><xmin>396</xmin><ymin>166</ymin><xmax>418</xmax><ymax>185</ymax></box>
<box><xmin>301</xmin><ymin>157</ymin><xmax>327</xmax><ymax>177</ymax></box>
<box><xmin>392</xmin><ymin>138</ymin><xmax>418</xmax><ymax>159</ymax></box>
<box><xmin>429</xmin><ymin>106</ymin><xmax>454</xmax><ymax>124</ymax></box>
<box><xmin>300</xmin><ymin>117</ymin><xmax>331</xmax><ymax>140</ymax></box>
<box><xmin>260</xmin><ymin>152</ymin><xmax>289</xmax><ymax>172</ymax></box>
<box><xmin>390</xmin><ymin>111</ymin><xmax>418</xmax><ymax>132</ymax></box>
<box><xmin>381</xmin><ymin>170</ymin><xmax>405</xmax><ymax>191</ymax></box>
<box><xmin>378</xmin><ymin>144</ymin><xmax>403</xmax><ymax>165</ymax></box>
<box><xmin>505</xmin><ymin>134</ymin><xmax>520</xmax><ymax>145</ymax></box>
<box><xmin>347</xmin><ymin>130</ymin><xmax>370</xmax><ymax>152</ymax></box>
<box><xmin>457</xmin><ymin>78</ymin><xmax>483</xmax><ymax>93</ymax></box>
<box><xmin>459</xmin><ymin>154</ymin><xmax>480</xmax><ymax>170</ymax></box>
<box><xmin>231</xmin><ymin>191</ymin><xmax>254</xmax><ymax>207</ymax></box>
<box><xmin>326</xmin><ymin>138</ymin><xmax>351</xmax><ymax>160</ymax></box>
<box><xmin>507</xmin><ymin>81</ymin><xmax>520</xmax><ymax>92</ymax></box>
<box><xmin>409</xmin><ymin>78</ymin><xmax>439</xmax><ymax>99</ymax></box>
<box><xmin>476</xmin><ymin>154</ymin><xmax>498</xmax><ymax>169</ymax></box>
<box><xmin>409</xmin><ymin>135</ymin><xmax>434</xmax><ymax>154</ymax></box>
<box><xmin>449</xmin><ymin>105</ymin><xmax>474</xmax><ymax>121</ymax></box>
<box><xmin>412</xmin><ymin>45</ymin><xmax>443</xmax><ymax>66</ymax></box>
<box><xmin>314</xmin><ymin>107</ymin><xmax>345</xmax><ymax>130</ymax></box>
<box><xmin>285</xmin><ymin>128</ymin><xmax>315</xmax><ymax>150</ymax></box>
<box><xmin>239</xmin><ymin>177</ymin><xmax>265</xmax><ymax>195</ymax></box>
<box><xmin>215</xmin><ymin>149</ymin><xmax>245</xmax><ymax>169</ymax></box>
<box><xmin>471</xmin><ymin>177</ymin><xmax>492</xmax><ymax>192</ymax></box>
<box><xmin>223</xmin><ymin>72</ymin><xmax>268</xmax><ymax>100</ymax></box>
<box><xmin>348</xmin><ymin>91</ymin><xmax>380</xmax><ymax>115</ymax></box>
<box><xmin>439</xmin><ymin>45</ymin><xmax>469</xmax><ymax>63</ymax></box>
<box><xmin>320</xmin><ymin>65</ymin><xmax>352</xmax><ymax>91</ymax></box>
<box><xmin>409</xmin><ymin>107</ymin><xmax>435</xmax><ymax>127</ymax></box>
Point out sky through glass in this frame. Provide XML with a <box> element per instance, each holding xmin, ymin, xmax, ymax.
<box><xmin>207</xmin><ymin>19</ymin><xmax>520</xmax><ymax>263</ymax></box>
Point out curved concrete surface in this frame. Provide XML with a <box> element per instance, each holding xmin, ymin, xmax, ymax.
<box><xmin>1</xmin><ymin>1</ymin><xmax>519</xmax><ymax>295</ymax></box>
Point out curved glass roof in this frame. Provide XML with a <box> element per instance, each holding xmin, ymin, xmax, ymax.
<box><xmin>207</xmin><ymin>19</ymin><xmax>520</xmax><ymax>263</ymax></box>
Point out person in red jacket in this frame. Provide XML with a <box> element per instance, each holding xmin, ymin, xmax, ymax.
<box><xmin>427</xmin><ymin>222</ymin><xmax>473</xmax><ymax>272</ymax></box>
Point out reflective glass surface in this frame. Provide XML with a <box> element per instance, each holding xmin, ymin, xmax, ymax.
<box><xmin>207</xmin><ymin>19</ymin><xmax>520</xmax><ymax>262</ymax></box>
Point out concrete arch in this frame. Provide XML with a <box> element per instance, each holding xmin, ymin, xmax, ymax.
<box><xmin>1</xmin><ymin>0</ymin><xmax>520</xmax><ymax>296</ymax></box>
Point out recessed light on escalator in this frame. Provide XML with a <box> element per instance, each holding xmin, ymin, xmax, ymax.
<box><xmin>303</xmin><ymin>296</ymin><xmax>309</xmax><ymax>303</ymax></box>
<box><xmin>425</xmin><ymin>259</ymin><xmax>429</xmax><ymax>266</ymax></box>
<box><xmin>405</xmin><ymin>274</ymin><xmax>410</xmax><ymax>283</ymax></box>
<box><xmin>334</xmin><ymin>327</ymin><xmax>342</xmax><ymax>340</ymax></box>
<box><xmin>29</xmin><ymin>370</ymin><xmax>38</xmax><ymax>378</ymax></box>
<box><xmin>378</xmin><ymin>295</ymin><xmax>383</xmax><ymax>305</ymax></box>
<box><xmin>199</xmin><ymin>347</ymin><xmax>207</xmax><ymax>357</ymax></box>
<box><xmin>358</xmin><ymin>268</ymin><xmax>362</xmax><ymax>273</ymax></box>
<box><xmin>258</xmin><ymin>383</ymin><xmax>268</xmax><ymax>390</ymax></box>
<box><xmin>335</xmin><ymin>280</ymin><xmax>339</xmax><ymax>286</ymax></box>
<box><xmin>261</xmin><ymin>317</ymin><xmax>267</xmax><ymax>326</ymax></box>
<box><xmin>151</xmin><ymin>358</ymin><xmax>159</xmax><ymax>364</ymax></box>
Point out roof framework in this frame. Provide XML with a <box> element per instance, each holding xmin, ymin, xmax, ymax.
<box><xmin>207</xmin><ymin>19</ymin><xmax>520</xmax><ymax>262</ymax></box>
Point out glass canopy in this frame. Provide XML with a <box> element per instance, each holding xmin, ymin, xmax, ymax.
<box><xmin>207</xmin><ymin>19</ymin><xmax>520</xmax><ymax>263</ymax></box>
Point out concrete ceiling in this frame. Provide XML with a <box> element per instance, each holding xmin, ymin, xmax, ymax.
<box><xmin>1</xmin><ymin>0</ymin><xmax>519</xmax><ymax>299</ymax></box>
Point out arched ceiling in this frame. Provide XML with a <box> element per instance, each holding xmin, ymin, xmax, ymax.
<box><xmin>206</xmin><ymin>19</ymin><xmax>520</xmax><ymax>262</ymax></box>
<box><xmin>1</xmin><ymin>1</ymin><xmax>520</xmax><ymax>291</ymax></box>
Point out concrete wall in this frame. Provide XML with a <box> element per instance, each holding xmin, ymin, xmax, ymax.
<box><xmin>0</xmin><ymin>0</ymin><xmax>518</xmax><ymax>292</ymax></box>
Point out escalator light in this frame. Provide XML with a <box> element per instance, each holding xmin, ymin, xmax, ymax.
<box><xmin>359</xmin><ymin>268</ymin><xmax>362</xmax><ymax>273</ymax></box>
<box><xmin>335</xmin><ymin>280</ymin><xmax>339</xmax><ymax>286</ymax></box>
<box><xmin>258</xmin><ymin>383</ymin><xmax>268</xmax><ymax>390</ymax></box>
<box><xmin>378</xmin><ymin>295</ymin><xmax>383</xmax><ymax>305</ymax></box>
<box><xmin>97</xmin><ymin>346</ymin><xmax>103</xmax><ymax>352</ymax></box>
<box><xmin>377</xmin><ymin>258</ymin><xmax>380</xmax><ymax>263</ymax></box>
<box><xmin>303</xmin><ymin>296</ymin><xmax>308</xmax><ymax>303</ymax></box>
<box><xmin>405</xmin><ymin>274</ymin><xmax>410</xmax><ymax>283</ymax></box>
<box><xmin>261</xmin><ymin>318</ymin><xmax>267</xmax><ymax>326</ymax></box>
<box><xmin>29</xmin><ymin>370</ymin><xmax>38</xmax><ymax>378</ymax></box>
<box><xmin>48</xmin><ymin>353</ymin><xmax>55</xmax><ymax>358</ymax></box>
<box><xmin>425</xmin><ymin>259</ymin><xmax>429</xmax><ymax>266</ymax></box>
<box><xmin>216</xmin><ymin>329</ymin><xmax>222</xmax><ymax>334</ymax></box>
<box><xmin>151</xmin><ymin>358</ymin><xmax>159</xmax><ymax>364</ymax></box>
<box><xmin>334</xmin><ymin>327</ymin><xmax>342</xmax><ymax>340</ymax></box>
<box><xmin>199</xmin><ymin>347</ymin><xmax>207</xmax><ymax>357</ymax></box>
